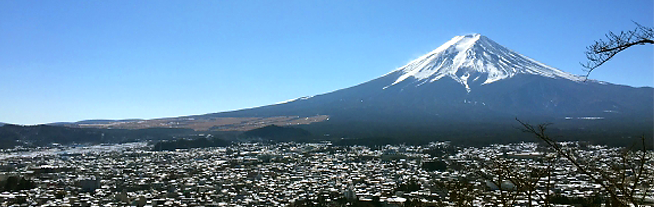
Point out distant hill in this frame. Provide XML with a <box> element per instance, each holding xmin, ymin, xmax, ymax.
<box><xmin>52</xmin><ymin>116</ymin><xmax>328</xmax><ymax>131</ymax></box>
<box><xmin>0</xmin><ymin>124</ymin><xmax>102</xmax><ymax>148</ymax></box>
<box><xmin>0</xmin><ymin>124</ymin><xmax>197</xmax><ymax>149</ymax></box>
<box><xmin>49</xmin><ymin>119</ymin><xmax>144</xmax><ymax>126</ymax></box>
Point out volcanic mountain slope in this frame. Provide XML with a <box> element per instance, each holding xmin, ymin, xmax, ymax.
<box><xmin>201</xmin><ymin>34</ymin><xmax>652</xmax><ymax>126</ymax></box>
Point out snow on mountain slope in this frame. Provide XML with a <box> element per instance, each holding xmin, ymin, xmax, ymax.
<box><xmin>384</xmin><ymin>34</ymin><xmax>582</xmax><ymax>92</ymax></box>
<box><xmin>276</xmin><ymin>96</ymin><xmax>314</xmax><ymax>105</ymax></box>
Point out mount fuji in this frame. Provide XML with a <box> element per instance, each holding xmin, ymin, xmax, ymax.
<box><xmin>211</xmin><ymin>34</ymin><xmax>649</xmax><ymax>113</ymax></box>
<box><xmin>206</xmin><ymin>34</ymin><xmax>651</xmax><ymax>141</ymax></box>
<box><xmin>70</xmin><ymin>34</ymin><xmax>650</xmax><ymax>143</ymax></box>
<box><xmin>188</xmin><ymin>34</ymin><xmax>651</xmax><ymax>142</ymax></box>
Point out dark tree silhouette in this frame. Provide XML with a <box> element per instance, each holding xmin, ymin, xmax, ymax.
<box><xmin>582</xmin><ymin>22</ymin><xmax>653</xmax><ymax>79</ymax></box>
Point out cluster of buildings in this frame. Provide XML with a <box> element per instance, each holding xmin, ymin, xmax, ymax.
<box><xmin>0</xmin><ymin>141</ymin><xmax>652</xmax><ymax>206</ymax></box>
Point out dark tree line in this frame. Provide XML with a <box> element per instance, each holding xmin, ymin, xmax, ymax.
<box><xmin>243</xmin><ymin>125</ymin><xmax>312</xmax><ymax>142</ymax></box>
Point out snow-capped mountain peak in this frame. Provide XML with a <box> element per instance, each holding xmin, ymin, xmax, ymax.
<box><xmin>386</xmin><ymin>34</ymin><xmax>581</xmax><ymax>92</ymax></box>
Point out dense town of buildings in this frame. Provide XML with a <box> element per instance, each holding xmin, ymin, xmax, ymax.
<box><xmin>0</xmin><ymin>141</ymin><xmax>652</xmax><ymax>206</ymax></box>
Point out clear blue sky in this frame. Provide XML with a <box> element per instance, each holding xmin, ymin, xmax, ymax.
<box><xmin>1</xmin><ymin>0</ymin><xmax>652</xmax><ymax>125</ymax></box>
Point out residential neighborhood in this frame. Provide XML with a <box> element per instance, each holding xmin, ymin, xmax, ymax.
<box><xmin>0</xmin><ymin>141</ymin><xmax>652</xmax><ymax>206</ymax></box>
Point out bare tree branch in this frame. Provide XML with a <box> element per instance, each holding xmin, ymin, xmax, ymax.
<box><xmin>582</xmin><ymin>22</ymin><xmax>654</xmax><ymax>80</ymax></box>
<box><xmin>516</xmin><ymin>118</ymin><xmax>631</xmax><ymax>206</ymax></box>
